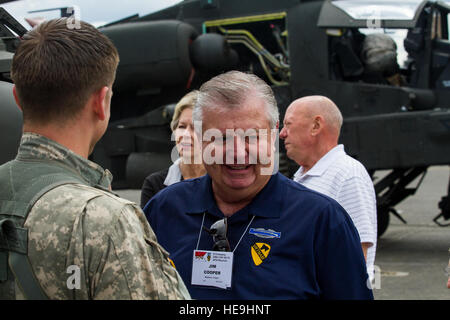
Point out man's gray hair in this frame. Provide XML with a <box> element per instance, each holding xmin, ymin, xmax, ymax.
<box><xmin>193</xmin><ymin>71</ymin><xmax>279</xmax><ymax>130</ymax></box>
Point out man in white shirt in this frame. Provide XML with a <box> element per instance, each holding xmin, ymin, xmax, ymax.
<box><xmin>280</xmin><ymin>95</ymin><xmax>377</xmax><ymax>282</ymax></box>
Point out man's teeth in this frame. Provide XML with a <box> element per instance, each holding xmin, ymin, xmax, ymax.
<box><xmin>228</xmin><ymin>165</ymin><xmax>249</xmax><ymax>170</ymax></box>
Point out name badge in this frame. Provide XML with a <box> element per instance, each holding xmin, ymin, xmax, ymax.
<box><xmin>191</xmin><ymin>250</ymin><xmax>233</xmax><ymax>289</ymax></box>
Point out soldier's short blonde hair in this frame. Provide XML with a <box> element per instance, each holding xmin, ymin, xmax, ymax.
<box><xmin>11</xmin><ymin>18</ymin><xmax>119</xmax><ymax>125</ymax></box>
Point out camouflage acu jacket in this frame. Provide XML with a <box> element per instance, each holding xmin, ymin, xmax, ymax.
<box><xmin>4</xmin><ymin>133</ymin><xmax>190</xmax><ymax>300</ymax></box>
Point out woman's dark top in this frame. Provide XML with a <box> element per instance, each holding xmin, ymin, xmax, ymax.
<box><xmin>140</xmin><ymin>168</ymin><xmax>170</xmax><ymax>208</ymax></box>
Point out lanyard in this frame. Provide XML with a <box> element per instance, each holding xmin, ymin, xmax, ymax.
<box><xmin>195</xmin><ymin>212</ymin><xmax>255</xmax><ymax>253</ymax></box>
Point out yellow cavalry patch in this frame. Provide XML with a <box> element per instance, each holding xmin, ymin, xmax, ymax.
<box><xmin>251</xmin><ymin>243</ymin><xmax>271</xmax><ymax>266</ymax></box>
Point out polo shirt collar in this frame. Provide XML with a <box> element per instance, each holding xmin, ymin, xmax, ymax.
<box><xmin>186</xmin><ymin>173</ymin><xmax>284</xmax><ymax>219</ymax></box>
<box><xmin>248</xmin><ymin>173</ymin><xmax>284</xmax><ymax>218</ymax></box>
<box><xmin>185</xmin><ymin>174</ymin><xmax>217</xmax><ymax>215</ymax></box>
<box><xmin>294</xmin><ymin>144</ymin><xmax>346</xmax><ymax>180</ymax></box>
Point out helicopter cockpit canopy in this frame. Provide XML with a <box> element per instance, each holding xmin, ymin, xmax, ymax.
<box><xmin>320</xmin><ymin>0</ymin><xmax>450</xmax><ymax>91</ymax></box>
<box><xmin>318</xmin><ymin>0</ymin><xmax>428</xmax><ymax>29</ymax></box>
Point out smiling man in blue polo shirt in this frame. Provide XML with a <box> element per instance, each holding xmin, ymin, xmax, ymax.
<box><xmin>144</xmin><ymin>71</ymin><xmax>373</xmax><ymax>300</ymax></box>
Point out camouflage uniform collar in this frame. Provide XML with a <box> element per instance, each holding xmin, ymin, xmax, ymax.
<box><xmin>16</xmin><ymin>132</ymin><xmax>113</xmax><ymax>189</ymax></box>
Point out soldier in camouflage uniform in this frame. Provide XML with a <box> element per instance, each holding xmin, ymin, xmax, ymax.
<box><xmin>0</xmin><ymin>18</ymin><xmax>190</xmax><ymax>300</ymax></box>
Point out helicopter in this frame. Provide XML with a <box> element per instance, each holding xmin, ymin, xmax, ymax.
<box><xmin>0</xmin><ymin>0</ymin><xmax>449</xmax><ymax>237</ymax></box>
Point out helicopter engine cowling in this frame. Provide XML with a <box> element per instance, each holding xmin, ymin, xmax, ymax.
<box><xmin>0</xmin><ymin>81</ymin><xmax>22</xmax><ymax>164</ymax></box>
<box><xmin>190</xmin><ymin>33</ymin><xmax>239</xmax><ymax>72</ymax></box>
<box><xmin>101</xmin><ymin>20</ymin><xmax>198</xmax><ymax>91</ymax></box>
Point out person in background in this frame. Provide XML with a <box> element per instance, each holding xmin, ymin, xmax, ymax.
<box><xmin>280</xmin><ymin>95</ymin><xmax>377</xmax><ymax>283</ymax></box>
<box><xmin>140</xmin><ymin>90</ymin><xmax>206</xmax><ymax>208</ymax></box>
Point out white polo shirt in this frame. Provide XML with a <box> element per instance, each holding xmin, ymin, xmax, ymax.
<box><xmin>293</xmin><ymin>144</ymin><xmax>377</xmax><ymax>281</ymax></box>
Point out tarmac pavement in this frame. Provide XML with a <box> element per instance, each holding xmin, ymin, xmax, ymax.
<box><xmin>371</xmin><ymin>166</ymin><xmax>449</xmax><ymax>300</ymax></box>
<box><xmin>115</xmin><ymin>166</ymin><xmax>450</xmax><ymax>300</ymax></box>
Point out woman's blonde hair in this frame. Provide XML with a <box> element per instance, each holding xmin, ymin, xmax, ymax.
<box><xmin>170</xmin><ymin>90</ymin><xmax>199</xmax><ymax>131</ymax></box>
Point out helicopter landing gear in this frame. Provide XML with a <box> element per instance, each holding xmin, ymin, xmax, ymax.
<box><xmin>433</xmin><ymin>177</ymin><xmax>450</xmax><ymax>227</ymax></box>
<box><xmin>374</xmin><ymin>166</ymin><xmax>428</xmax><ymax>237</ymax></box>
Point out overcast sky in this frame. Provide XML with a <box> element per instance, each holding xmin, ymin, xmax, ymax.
<box><xmin>1</xmin><ymin>0</ymin><xmax>181</xmax><ymax>28</ymax></box>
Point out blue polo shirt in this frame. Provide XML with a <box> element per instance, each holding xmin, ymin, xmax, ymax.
<box><xmin>144</xmin><ymin>172</ymin><xmax>373</xmax><ymax>300</ymax></box>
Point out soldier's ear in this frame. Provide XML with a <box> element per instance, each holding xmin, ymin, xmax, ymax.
<box><xmin>92</xmin><ymin>86</ymin><xmax>110</xmax><ymax>121</ymax></box>
<box><xmin>12</xmin><ymin>85</ymin><xmax>23</xmax><ymax>112</ymax></box>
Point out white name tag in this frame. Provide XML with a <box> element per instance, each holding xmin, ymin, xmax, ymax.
<box><xmin>191</xmin><ymin>250</ymin><xmax>233</xmax><ymax>289</ymax></box>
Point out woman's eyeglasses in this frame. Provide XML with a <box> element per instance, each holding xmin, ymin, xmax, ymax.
<box><xmin>203</xmin><ymin>218</ymin><xmax>231</xmax><ymax>252</ymax></box>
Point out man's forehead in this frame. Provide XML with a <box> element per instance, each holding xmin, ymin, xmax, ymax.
<box><xmin>201</xmin><ymin>102</ymin><xmax>270</xmax><ymax>130</ymax></box>
<box><xmin>287</xmin><ymin>102</ymin><xmax>313</xmax><ymax>119</ymax></box>
<box><xmin>201</xmin><ymin>123</ymin><xmax>271</xmax><ymax>134</ymax></box>
<box><xmin>202</xmin><ymin>95</ymin><xmax>264</xmax><ymax>113</ymax></box>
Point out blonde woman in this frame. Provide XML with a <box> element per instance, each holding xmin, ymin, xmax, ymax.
<box><xmin>140</xmin><ymin>91</ymin><xmax>205</xmax><ymax>207</ymax></box>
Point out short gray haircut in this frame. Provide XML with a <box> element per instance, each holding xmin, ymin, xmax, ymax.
<box><xmin>193</xmin><ymin>71</ymin><xmax>279</xmax><ymax>130</ymax></box>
